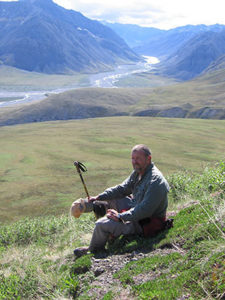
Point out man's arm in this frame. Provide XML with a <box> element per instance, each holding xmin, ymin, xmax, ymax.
<box><xmin>119</xmin><ymin>179</ymin><xmax>168</xmax><ymax>222</ymax></box>
<box><xmin>93</xmin><ymin>173</ymin><xmax>135</xmax><ymax>201</ymax></box>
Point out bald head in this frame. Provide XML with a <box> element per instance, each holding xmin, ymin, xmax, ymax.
<box><xmin>131</xmin><ymin>144</ymin><xmax>151</xmax><ymax>157</ymax></box>
<box><xmin>131</xmin><ymin>144</ymin><xmax>152</xmax><ymax>175</ymax></box>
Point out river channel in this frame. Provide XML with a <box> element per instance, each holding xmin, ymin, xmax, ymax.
<box><xmin>0</xmin><ymin>56</ymin><xmax>159</xmax><ymax>108</ymax></box>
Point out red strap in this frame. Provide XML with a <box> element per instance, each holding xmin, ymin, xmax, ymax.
<box><xmin>120</xmin><ymin>209</ymin><xmax>128</xmax><ymax>213</ymax></box>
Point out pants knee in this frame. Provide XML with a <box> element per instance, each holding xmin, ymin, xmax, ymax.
<box><xmin>94</xmin><ymin>217</ymin><xmax>113</xmax><ymax>233</ymax></box>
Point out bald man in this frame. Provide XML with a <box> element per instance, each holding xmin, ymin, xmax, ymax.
<box><xmin>73</xmin><ymin>144</ymin><xmax>169</xmax><ymax>257</ymax></box>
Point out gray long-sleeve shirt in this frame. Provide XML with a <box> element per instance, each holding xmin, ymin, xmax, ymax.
<box><xmin>97</xmin><ymin>163</ymin><xmax>169</xmax><ymax>222</ymax></box>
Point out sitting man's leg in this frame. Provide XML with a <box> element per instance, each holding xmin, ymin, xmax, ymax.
<box><xmin>74</xmin><ymin>216</ymin><xmax>141</xmax><ymax>257</ymax></box>
<box><xmin>90</xmin><ymin>215</ymin><xmax>142</xmax><ymax>251</ymax></box>
<box><xmin>73</xmin><ymin>197</ymin><xmax>137</xmax><ymax>257</ymax></box>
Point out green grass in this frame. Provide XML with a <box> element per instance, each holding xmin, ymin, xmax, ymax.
<box><xmin>115</xmin><ymin>72</ymin><xmax>177</xmax><ymax>88</ymax></box>
<box><xmin>0</xmin><ymin>97</ymin><xmax>23</xmax><ymax>103</ymax></box>
<box><xmin>121</xmin><ymin>68</ymin><xmax>225</xmax><ymax>115</ymax></box>
<box><xmin>0</xmin><ymin>163</ymin><xmax>224</xmax><ymax>299</ymax></box>
<box><xmin>111</xmin><ymin>167</ymin><xmax>225</xmax><ymax>299</ymax></box>
<box><xmin>0</xmin><ymin>116</ymin><xmax>225</xmax><ymax>223</ymax></box>
<box><xmin>113</xmin><ymin>199</ymin><xmax>225</xmax><ymax>299</ymax></box>
<box><xmin>1</xmin><ymin>65</ymin><xmax>225</xmax><ymax>127</ymax></box>
<box><xmin>0</xmin><ymin>65</ymin><xmax>90</xmax><ymax>92</ymax></box>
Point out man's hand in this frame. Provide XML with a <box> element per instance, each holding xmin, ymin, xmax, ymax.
<box><xmin>107</xmin><ymin>209</ymin><xmax>120</xmax><ymax>222</ymax></box>
<box><xmin>88</xmin><ymin>196</ymin><xmax>99</xmax><ymax>202</ymax></box>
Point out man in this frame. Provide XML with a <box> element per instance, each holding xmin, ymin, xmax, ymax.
<box><xmin>73</xmin><ymin>144</ymin><xmax>169</xmax><ymax>257</ymax></box>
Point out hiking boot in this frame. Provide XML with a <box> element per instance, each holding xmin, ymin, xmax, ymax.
<box><xmin>73</xmin><ymin>246</ymin><xmax>89</xmax><ymax>258</ymax></box>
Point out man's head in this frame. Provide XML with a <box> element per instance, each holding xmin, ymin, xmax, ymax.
<box><xmin>131</xmin><ymin>144</ymin><xmax>152</xmax><ymax>175</ymax></box>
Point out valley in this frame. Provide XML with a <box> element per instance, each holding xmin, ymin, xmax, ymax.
<box><xmin>0</xmin><ymin>65</ymin><xmax>225</xmax><ymax>126</ymax></box>
<box><xmin>0</xmin><ymin>57</ymin><xmax>161</xmax><ymax>107</ymax></box>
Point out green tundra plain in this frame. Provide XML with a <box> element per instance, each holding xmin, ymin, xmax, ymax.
<box><xmin>0</xmin><ymin>66</ymin><xmax>225</xmax><ymax>299</ymax></box>
<box><xmin>0</xmin><ymin>117</ymin><xmax>224</xmax><ymax>299</ymax></box>
<box><xmin>0</xmin><ymin>116</ymin><xmax>224</xmax><ymax>223</ymax></box>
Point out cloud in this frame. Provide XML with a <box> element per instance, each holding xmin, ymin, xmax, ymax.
<box><xmin>4</xmin><ymin>0</ymin><xmax>225</xmax><ymax>29</ymax></box>
<box><xmin>55</xmin><ymin>0</ymin><xmax>170</xmax><ymax>28</ymax></box>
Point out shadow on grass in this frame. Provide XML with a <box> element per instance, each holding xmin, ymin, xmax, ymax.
<box><xmin>107</xmin><ymin>229</ymin><xmax>172</xmax><ymax>256</ymax></box>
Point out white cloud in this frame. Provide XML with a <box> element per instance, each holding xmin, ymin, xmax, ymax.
<box><xmin>3</xmin><ymin>0</ymin><xmax>225</xmax><ymax>29</ymax></box>
<box><xmin>53</xmin><ymin>0</ymin><xmax>225</xmax><ymax>29</ymax></box>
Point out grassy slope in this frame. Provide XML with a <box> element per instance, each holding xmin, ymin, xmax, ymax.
<box><xmin>0</xmin><ymin>162</ymin><xmax>224</xmax><ymax>299</ymax></box>
<box><xmin>1</xmin><ymin>65</ymin><xmax>225</xmax><ymax>125</ymax></box>
<box><xmin>0</xmin><ymin>65</ymin><xmax>90</xmax><ymax>92</ymax></box>
<box><xmin>0</xmin><ymin>117</ymin><xmax>225</xmax><ymax>223</ymax></box>
<box><xmin>50</xmin><ymin>67</ymin><xmax>225</xmax><ymax>113</ymax></box>
<box><xmin>123</xmin><ymin>70</ymin><xmax>225</xmax><ymax>112</ymax></box>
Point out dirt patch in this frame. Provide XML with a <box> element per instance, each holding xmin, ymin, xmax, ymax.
<box><xmin>82</xmin><ymin>247</ymin><xmax>180</xmax><ymax>299</ymax></box>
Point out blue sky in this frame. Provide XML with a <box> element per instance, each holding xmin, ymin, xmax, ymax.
<box><xmin>2</xmin><ymin>0</ymin><xmax>225</xmax><ymax>29</ymax></box>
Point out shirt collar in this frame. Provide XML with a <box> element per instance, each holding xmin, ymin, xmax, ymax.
<box><xmin>135</xmin><ymin>162</ymin><xmax>154</xmax><ymax>181</ymax></box>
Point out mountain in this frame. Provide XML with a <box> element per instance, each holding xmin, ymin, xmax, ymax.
<box><xmin>0</xmin><ymin>0</ymin><xmax>140</xmax><ymax>74</ymax></box>
<box><xmin>160</xmin><ymin>30</ymin><xmax>225</xmax><ymax>80</ymax></box>
<box><xmin>101</xmin><ymin>22</ymin><xmax>225</xmax><ymax>80</ymax></box>
<box><xmin>103</xmin><ymin>23</ymin><xmax>225</xmax><ymax>59</ymax></box>
<box><xmin>203</xmin><ymin>53</ymin><xmax>225</xmax><ymax>74</ymax></box>
<box><xmin>135</xmin><ymin>24</ymin><xmax>225</xmax><ymax>58</ymax></box>
<box><xmin>102</xmin><ymin>22</ymin><xmax>164</xmax><ymax>48</ymax></box>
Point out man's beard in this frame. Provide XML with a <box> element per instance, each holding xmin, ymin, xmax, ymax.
<box><xmin>133</xmin><ymin>164</ymin><xmax>142</xmax><ymax>173</ymax></box>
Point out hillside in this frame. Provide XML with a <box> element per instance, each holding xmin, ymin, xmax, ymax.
<box><xmin>203</xmin><ymin>53</ymin><xmax>225</xmax><ymax>73</ymax></box>
<box><xmin>0</xmin><ymin>117</ymin><xmax>225</xmax><ymax>223</ymax></box>
<box><xmin>0</xmin><ymin>161</ymin><xmax>224</xmax><ymax>299</ymax></box>
<box><xmin>0</xmin><ymin>0</ymin><xmax>140</xmax><ymax>74</ymax></box>
<box><xmin>0</xmin><ymin>115</ymin><xmax>224</xmax><ymax>298</ymax></box>
<box><xmin>1</xmin><ymin>65</ymin><xmax>225</xmax><ymax>126</ymax></box>
<box><xmin>159</xmin><ymin>30</ymin><xmax>225</xmax><ymax>80</ymax></box>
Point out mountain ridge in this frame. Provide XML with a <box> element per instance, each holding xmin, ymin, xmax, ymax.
<box><xmin>0</xmin><ymin>0</ymin><xmax>140</xmax><ymax>73</ymax></box>
<box><xmin>104</xmin><ymin>22</ymin><xmax>225</xmax><ymax>80</ymax></box>
<box><xmin>160</xmin><ymin>29</ymin><xmax>225</xmax><ymax>80</ymax></box>
<box><xmin>104</xmin><ymin>22</ymin><xmax>225</xmax><ymax>58</ymax></box>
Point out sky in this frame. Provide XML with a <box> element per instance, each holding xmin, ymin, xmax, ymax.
<box><xmin>3</xmin><ymin>0</ymin><xmax>225</xmax><ymax>29</ymax></box>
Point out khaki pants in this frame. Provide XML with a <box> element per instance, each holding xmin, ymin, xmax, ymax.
<box><xmin>84</xmin><ymin>197</ymin><xmax>142</xmax><ymax>251</ymax></box>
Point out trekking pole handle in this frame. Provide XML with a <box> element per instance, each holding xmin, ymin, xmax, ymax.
<box><xmin>74</xmin><ymin>161</ymin><xmax>90</xmax><ymax>199</ymax></box>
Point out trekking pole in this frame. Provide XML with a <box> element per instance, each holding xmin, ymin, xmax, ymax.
<box><xmin>74</xmin><ymin>161</ymin><xmax>90</xmax><ymax>199</ymax></box>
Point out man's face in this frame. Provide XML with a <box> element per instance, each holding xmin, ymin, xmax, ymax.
<box><xmin>131</xmin><ymin>150</ymin><xmax>151</xmax><ymax>175</ymax></box>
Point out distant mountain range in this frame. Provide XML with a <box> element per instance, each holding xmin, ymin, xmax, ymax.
<box><xmin>101</xmin><ymin>22</ymin><xmax>164</xmax><ymax>49</ymax></box>
<box><xmin>0</xmin><ymin>0</ymin><xmax>140</xmax><ymax>74</ymax></box>
<box><xmin>104</xmin><ymin>22</ymin><xmax>225</xmax><ymax>80</ymax></box>
<box><xmin>1</xmin><ymin>0</ymin><xmax>225</xmax><ymax>80</ymax></box>
<box><xmin>104</xmin><ymin>22</ymin><xmax>225</xmax><ymax>58</ymax></box>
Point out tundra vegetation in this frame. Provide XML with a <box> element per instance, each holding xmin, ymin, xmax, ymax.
<box><xmin>0</xmin><ymin>117</ymin><xmax>224</xmax><ymax>299</ymax></box>
<box><xmin>1</xmin><ymin>63</ymin><xmax>225</xmax><ymax>126</ymax></box>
